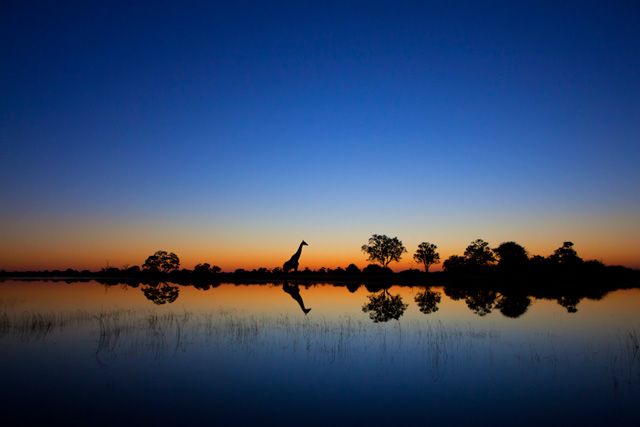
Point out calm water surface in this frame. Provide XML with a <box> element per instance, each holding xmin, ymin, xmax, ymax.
<box><xmin>1</xmin><ymin>280</ymin><xmax>638</xmax><ymax>426</ymax></box>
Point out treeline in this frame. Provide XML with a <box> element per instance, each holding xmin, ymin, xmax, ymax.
<box><xmin>1</xmin><ymin>237</ymin><xmax>638</xmax><ymax>288</ymax></box>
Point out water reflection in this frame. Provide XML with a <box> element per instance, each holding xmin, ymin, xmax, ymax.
<box><xmin>557</xmin><ymin>295</ymin><xmax>581</xmax><ymax>313</ymax></box>
<box><xmin>414</xmin><ymin>287</ymin><xmax>441</xmax><ymax>314</ymax></box>
<box><xmin>1</xmin><ymin>280</ymin><xmax>639</xmax><ymax>426</ymax></box>
<box><xmin>362</xmin><ymin>288</ymin><xmax>408</xmax><ymax>322</ymax></box>
<box><xmin>282</xmin><ymin>280</ymin><xmax>312</xmax><ymax>314</ymax></box>
<box><xmin>495</xmin><ymin>294</ymin><xmax>531</xmax><ymax>318</ymax></box>
<box><xmin>192</xmin><ymin>279</ymin><xmax>221</xmax><ymax>291</ymax></box>
<box><xmin>443</xmin><ymin>288</ymin><xmax>499</xmax><ymax>317</ymax></box>
<box><xmin>444</xmin><ymin>288</ymin><xmax>533</xmax><ymax>318</ymax></box>
<box><xmin>12</xmin><ymin>277</ymin><xmax>635</xmax><ymax>317</ymax></box>
<box><xmin>141</xmin><ymin>281</ymin><xmax>180</xmax><ymax>305</ymax></box>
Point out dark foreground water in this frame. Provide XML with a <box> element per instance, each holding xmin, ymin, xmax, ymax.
<box><xmin>0</xmin><ymin>280</ymin><xmax>638</xmax><ymax>426</ymax></box>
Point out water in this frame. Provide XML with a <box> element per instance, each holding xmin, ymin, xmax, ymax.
<box><xmin>0</xmin><ymin>280</ymin><xmax>638</xmax><ymax>426</ymax></box>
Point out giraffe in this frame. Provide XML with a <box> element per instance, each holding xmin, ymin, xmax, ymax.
<box><xmin>283</xmin><ymin>240</ymin><xmax>308</xmax><ymax>273</ymax></box>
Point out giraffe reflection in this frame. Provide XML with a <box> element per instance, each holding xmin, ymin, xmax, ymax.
<box><xmin>362</xmin><ymin>289</ymin><xmax>408</xmax><ymax>323</ymax></box>
<box><xmin>141</xmin><ymin>282</ymin><xmax>180</xmax><ymax>305</ymax></box>
<box><xmin>282</xmin><ymin>280</ymin><xmax>311</xmax><ymax>315</ymax></box>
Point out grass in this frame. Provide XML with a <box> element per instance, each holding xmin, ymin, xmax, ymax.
<box><xmin>1</xmin><ymin>307</ymin><xmax>639</xmax><ymax>391</ymax></box>
<box><xmin>0</xmin><ymin>308</ymin><xmax>497</xmax><ymax>363</ymax></box>
<box><xmin>0</xmin><ymin>310</ymin><xmax>94</xmax><ymax>340</ymax></box>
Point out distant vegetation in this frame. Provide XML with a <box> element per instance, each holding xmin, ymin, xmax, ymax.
<box><xmin>1</xmin><ymin>235</ymin><xmax>638</xmax><ymax>290</ymax></box>
<box><xmin>2</xmin><ymin>234</ymin><xmax>639</xmax><ymax>318</ymax></box>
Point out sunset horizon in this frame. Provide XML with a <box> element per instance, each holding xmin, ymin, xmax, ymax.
<box><xmin>2</xmin><ymin>232</ymin><xmax>639</xmax><ymax>272</ymax></box>
<box><xmin>2</xmin><ymin>2</ymin><xmax>639</xmax><ymax>275</ymax></box>
<box><xmin>1</xmin><ymin>2</ymin><xmax>639</xmax><ymax>425</ymax></box>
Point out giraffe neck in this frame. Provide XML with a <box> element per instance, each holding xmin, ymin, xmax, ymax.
<box><xmin>293</xmin><ymin>243</ymin><xmax>304</xmax><ymax>260</ymax></box>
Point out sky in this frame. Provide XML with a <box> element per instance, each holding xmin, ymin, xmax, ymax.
<box><xmin>1</xmin><ymin>0</ymin><xmax>639</xmax><ymax>271</ymax></box>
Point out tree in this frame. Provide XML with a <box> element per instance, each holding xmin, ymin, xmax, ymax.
<box><xmin>464</xmin><ymin>239</ymin><xmax>495</xmax><ymax>266</ymax></box>
<box><xmin>494</xmin><ymin>241</ymin><xmax>528</xmax><ymax>271</ymax></box>
<box><xmin>413</xmin><ymin>242</ymin><xmax>440</xmax><ymax>272</ymax></box>
<box><xmin>361</xmin><ymin>234</ymin><xmax>407</xmax><ymax>269</ymax></box>
<box><xmin>443</xmin><ymin>255</ymin><xmax>466</xmax><ymax>272</ymax></box>
<box><xmin>345</xmin><ymin>263</ymin><xmax>361</xmax><ymax>275</ymax></box>
<box><xmin>529</xmin><ymin>254</ymin><xmax>549</xmax><ymax>268</ymax></box>
<box><xmin>549</xmin><ymin>241</ymin><xmax>582</xmax><ymax>265</ymax></box>
<box><xmin>362</xmin><ymin>264</ymin><xmax>391</xmax><ymax>276</ymax></box>
<box><xmin>143</xmin><ymin>250</ymin><xmax>180</xmax><ymax>274</ymax></box>
<box><xmin>193</xmin><ymin>263</ymin><xmax>211</xmax><ymax>275</ymax></box>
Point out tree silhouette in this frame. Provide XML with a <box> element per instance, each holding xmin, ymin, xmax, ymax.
<box><xmin>494</xmin><ymin>241</ymin><xmax>528</xmax><ymax>271</ymax></box>
<box><xmin>193</xmin><ymin>263</ymin><xmax>211</xmax><ymax>275</ymax></box>
<box><xmin>141</xmin><ymin>282</ymin><xmax>180</xmax><ymax>304</ymax></box>
<box><xmin>345</xmin><ymin>263</ymin><xmax>361</xmax><ymax>275</ymax></box>
<box><xmin>464</xmin><ymin>239</ymin><xmax>496</xmax><ymax>267</ymax></box>
<box><xmin>550</xmin><ymin>241</ymin><xmax>583</xmax><ymax>266</ymax></box>
<box><xmin>361</xmin><ymin>234</ymin><xmax>407</xmax><ymax>269</ymax></box>
<box><xmin>362</xmin><ymin>264</ymin><xmax>390</xmax><ymax>274</ymax></box>
<box><xmin>414</xmin><ymin>288</ymin><xmax>441</xmax><ymax>314</ymax></box>
<box><xmin>362</xmin><ymin>289</ymin><xmax>408</xmax><ymax>322</ymax></box>
<box><xmin>413</xmin><ymin>242</ymin><xmax>440</xmax><ymax>272</ymax></box>
<box><xmin>528</xmin><ymin>254</ymin><xmax>549</xmax><ymax>269</ymax></box>
<box><xmin>443</xmin><ymin>255</ymin><xmax>466</xmax><ymax>272</ymax></box>
<box><xmin>143</xmin><ymin>250</ymin><xmax>180</xmax><ymax>274</ymax></box>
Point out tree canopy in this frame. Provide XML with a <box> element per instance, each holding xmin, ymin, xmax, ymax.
<box><xmin>413</xmin><ymin>242</ymin><xmax>440</xmax><ymax>272</ymax></box>
<box><xmin>142</xmin><ymin>250</ymin><xmax>180</xmax><ymax>274</ymax></box>
<box><xmin>361</xmin><ymin>234</ymin><xmax>406</xmax><ymax>268</ymax></box>
<box><xmin>550</xmin><ymin>241</ymin><xmax>583</xmax><ymax>265</ymax></box>
<box><xmin>464</xmin><ymin>239</ymin><xmax>496</xmax><ymax>266</ymax></box>
<box><xmin>494</xmin><ymin>241</ymin><xmax>528</xmax><ymax>270</ymax></box>
<box><xmin>443</xmin><ymin>255</ymin><xmax>466</xmax><ymax>272</ymax></box>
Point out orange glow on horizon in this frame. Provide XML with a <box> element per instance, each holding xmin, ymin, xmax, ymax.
<box><xmin>1</xmin><ymin>213</ymin><xmax>639</xmax><ymax>271</ymax></box>
<box><xmin>2</xmin><ymin>243</ymin><xmax>639</xmax><ymax>272</ymax></box>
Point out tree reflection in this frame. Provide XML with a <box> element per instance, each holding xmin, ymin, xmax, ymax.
<box><xmin>362</xmin><ymin>289</ymin><xmax>408</xmax><ymax>323</ymax></box>
<box><xmin>557</xmin><ymin>295</ymin><xmax>581</xmax><ymax>313</ymax></box>
<box><xmin>464</xmin><ymin>289</ymin><xmax>498</xmax><ymax>316</ymax></box>
<box><xmin>141</xmin><ymin>282</ymin><xmax>180</xmax><ymax>305</ymax></box>
<box><xmin>495</xmin><ymin>294</ymin><xmax>531</xmax><ymax>318</ymax></box>
<box><xmin>191</xmin><ymin>280</ymin><xmax>221</xmax><ymax>291</ymax></box>
<box><xmin>414</xmin><ymin>287</ymin><xmax>441</xmax><ymax>314</ymax></box>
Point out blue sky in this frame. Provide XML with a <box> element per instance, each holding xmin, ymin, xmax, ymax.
<box><xmin>1</xmin><ymin>1</ymin><xmax>639</xmax><ymax>269</ymax></box>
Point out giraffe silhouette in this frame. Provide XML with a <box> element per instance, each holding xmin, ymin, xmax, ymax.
<box><xmin>283</xmin><ymin>240</ymin><xmax>308</xmax><ymax>273</ymax></box>
<box><xmin>282</xmin><ymin>279</ymin><xmax>311</xmax><ymax>315</ymax></box>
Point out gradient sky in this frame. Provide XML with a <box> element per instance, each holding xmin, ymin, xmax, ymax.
<box><xmin>1</xmin><ymin>1</ymin><xmax>639</xmax><ymax>271</ymax></box>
